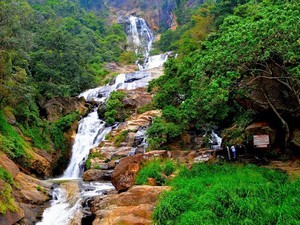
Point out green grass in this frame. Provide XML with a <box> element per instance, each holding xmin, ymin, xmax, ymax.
<box><xmin>153</xmin><ymin>163</ymin><xmax>300</xmax><ymax>225</ymax></box>
<box><xmin>136</xmin><ymin>159</ymin><xmax>177</xmax><ymax>186</ymax></box>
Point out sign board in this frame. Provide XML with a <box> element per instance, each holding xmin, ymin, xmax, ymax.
<box><xmin>253</xmin><ymin>135</ymin><xmax>270</xmax><ymax>148</ymax></box>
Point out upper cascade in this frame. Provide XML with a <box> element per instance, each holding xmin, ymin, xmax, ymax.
<box><xmin>126</xmin><ymin>15</ymin><xmax>154</xmax><ymax>58</ymax></box>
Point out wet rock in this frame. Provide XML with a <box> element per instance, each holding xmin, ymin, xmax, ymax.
<box><xmin>91</xmin><ymin>185</ymin><xmax>170</xmax><ymax>225</ymax></box>
<box><xmin>83</xmin><ymin>169</ymin><xmax>113</xmax><ymax>181</ymax></box>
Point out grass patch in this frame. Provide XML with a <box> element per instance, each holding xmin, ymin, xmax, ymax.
<box><xmin>153</xmin><ymin>163</ymin><xmax>300</xmax><ymax>225</ymax></box>
<box><xmin>114</xmin><ymin>130</ymin><xmax>130</xmax><ymax>147</ymax></box>
<box><xmin>136</xmin><ymin>159</ymin><xmax>177</xmax><ymax>186</ymax></box>
<box><xmin>85</xmin><ymin>152</ymin><xmax>105</xmax><ymax>169</ymax></box>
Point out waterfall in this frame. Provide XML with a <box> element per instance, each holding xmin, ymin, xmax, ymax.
<box><xmin>127</xmin><ymin>15</ymin><xmax>154</xmax><ymax>57</ymax></box>
<box><xmin>38</xmin><ymin>16</ymin><xmax>168</xmax><ymax>225</ymax></box>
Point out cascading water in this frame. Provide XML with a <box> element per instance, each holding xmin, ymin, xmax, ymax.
<box><xmin>38</xmin><ymin>16</ymin><xmax>168</xmax><ymax>225</ymax></box>
<box><xmin>127</xmin><ymin>15</ymin><xmax>153</xmax><ymax>57</ymax></box>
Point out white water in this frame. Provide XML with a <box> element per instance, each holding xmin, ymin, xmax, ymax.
<box><xmin>128</xmin><ymin>15</ymin><xmax>153</xmax><ymax>57</ymax></box>
<box><xmin>38</xmin><ymin>16</ymin><xmax>167</xmax><ymax>225</ymax></box>
<box><xmin>211</xmin><ymin>131</ymin><xmax>222</xmax><ymax>150</ymax></box>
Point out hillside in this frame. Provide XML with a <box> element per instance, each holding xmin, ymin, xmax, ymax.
<box><xmin>0</xmin><ymin>0</ymin><xmax>299</xmax><ymax>224</ymax></box>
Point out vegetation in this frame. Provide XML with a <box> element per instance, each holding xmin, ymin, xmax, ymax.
<box><xmin>136</xmin><ymin>159</ymin><xmax>177</xmax><ymax>185</ymax></box>
<box><xmin>104</xmin><ymin>91</ymin><xmax>128</xmax><ymax>125</ymax></box>
<box><xmin>0</xmin><ymin>111</ymin><xmax>31</xmax><ymax>165</ymax></box>
<box><xmin>114</xmin><ymin>130</ymin><xmax>130</xmax><ymax>147</ymax></box>
<box><xmin>148</xmin><ymin>0</ymin><xmax>300</xmax><ymax>150</ymax></box>
<box><xmin>153</xmin><ymin>163</ymin><xmax>300</xmax><ymax>225</ymax></box>
<box><xmin>50</xmin><ymin>111</ymin><xmax>79</xmax><ymax>152</ymax></box>
<box><xmin>0</xmin><ymin>167</ymin><xmax>16</xmax><ymax>214</ymax></box>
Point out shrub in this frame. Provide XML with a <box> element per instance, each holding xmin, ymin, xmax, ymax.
<box><xmin>50</xmin><ymin>111</ymin><xmax>79</xmax><ymax>152</ymax></box>
<box><xmin>136</xmin><ymin>159</ymin><xmax>177</xmax><ymax>186</ymax></box>
<box><xmin>104</xmin><ymin>91</ymin><xmax>127</xmax><ymax>125</ymax></box>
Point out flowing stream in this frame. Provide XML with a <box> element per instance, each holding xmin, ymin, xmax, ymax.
<box><xmin>37</xmin><ymin>16</ymin><xmax>167</xmax><ymax>225</ymax></box>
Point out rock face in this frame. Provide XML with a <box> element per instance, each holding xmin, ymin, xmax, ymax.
<box><xmin>39</xmin><ymin>96</ymin><xmax>88</xmax><ymax>122</ymax></box>
<box><xmin>91</xmin><ymin>185</ymin><xmax>170</xmax><ymax>225</ymax></box>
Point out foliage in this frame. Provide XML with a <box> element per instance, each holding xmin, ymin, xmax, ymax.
<box><xmin>149</xmin><ymin>0</ymin><xmax>300</xmax><ymax>149</ymax></box>
<box><xmin>114</xmin><ymin>130</ymin><xmax>130</xmax><ymax>147</ymax></box>
<box><xmin>0</xmin><ymin>167</ymin><xmax>16</xmax><ymax>214</ymax></box>
<box><xmin>0</xmin><ymin>111</ymin><xmax>31</xmax><ymax>164</ymax></box>
<box><xmin>50</xmin><ymin>111</ymin><xmax>79</xmax><ymax>152</ymax></box>
<box><xmin>0</xmin><ymin>167</ymin><xmax>13</xmax><ymax>186</ymax></box>
<box><xmin>136</xmin><ymin>159</ymin><xmax>177</xmax><ymax>185</ymax></box>
<box><xmin>85</xmin><ymin>152</ymin><xmax>104</xmax><ymax>169</ymax></box>
<box><xmin>146</xmin><ymin>117</ymin><xmax>182</xmax><ymax>150</ymax></box>
<box><xmin>0</xmin><ymin>183</ymin><xmax>17</xmax><ymax>214</ymax></box>
<box><xmin>118</xmin><ymin>51</ymin><xmax>137</xmax><ymax>64</ymax></box>
<box><xmin>153</xmin><ymin>163</ymin><xmax>300</xmax><ymax>225</ymax></box>
<box><xmin>137</xmin><ymin>101</ymin><xmax>157</xmax><ymax>114</ymax></box>
<box><xmin>104</xmin><ymin>91</ymin><xmax>127</xmax><ymax>125</ymax></box>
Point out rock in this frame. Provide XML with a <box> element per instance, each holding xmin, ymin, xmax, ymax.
<box><xmin>39</xmin><ymin>96</ymin><xmax>87</xmax><ymax>122</ymax></box>
<box><xmin>14</xmin><ymin>172</ymin><xmax>51</xmax><ymax>205</ymax></box>
<box><xmin>245</xmin><ymin>122</ymin><xmax>277</xmax><ymax>147</ymax></box>
<box><xmin>0</xmin><ymin>153</ymin><xmax>19</xmax><ymax>178</ymax></box>
<box><xmin>111</xmin><ymin>154</ymin><xmax>145</xmax><ymax>192</ymax></box>
<box><xmin>83</xmin><ymin>169</ymin><xmax>112</xmax><ymax>181</ymax></box>
<box><xmin>147</xmin><ymin>178</ymin><xmax>157</xmax><ymax>186</ymax></box>
<box><xmin>0</xmin><ymin>206</ymin><xmax>24</xmax><ymax>225</ymax></box>
<box><xmin>291</xmin><ymin>129</ymin><xmax>300</xmax><ymax>148</ymax></box>
<box><xmin>91</xmin><ymin>185</ymin><xmax>170</xmax><ymax>225</ymax></box>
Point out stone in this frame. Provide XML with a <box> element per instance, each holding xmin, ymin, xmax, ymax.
<box><xmin>111</xmin><ymin>154</ymin><xmax>145</xmax><ymax>191</ymax></box>
<box><xmin>83</xmin><ymin>169</ymin><xmax>111</xmax><ymax>181</ymax></box>
<box><xmin>0</xmin><ymin>153</ymin><xmax>19</xmax><ymax>178</ymax></box>
<box><xmin>91</xmin><ymin>185</ymin><xmax>170</xmax><ymax>225</ymax></box>
<box><xmin>0</xmin><ymin>206</ymin><xmax>25</xmax><ymax>225</ymax></box>
<box><xmin>39</xmin><ymin>96</ymin><xmax>87</xmax><ymax>122</ymax></box>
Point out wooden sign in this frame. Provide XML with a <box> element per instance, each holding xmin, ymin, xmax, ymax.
<box><xmin>253</xmin><ymin>135</ymin><xmax>270</xmax><ymax>148</ymax></box>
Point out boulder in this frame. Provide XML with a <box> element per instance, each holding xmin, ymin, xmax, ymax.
<box><xmin>111</xmin><ymin>154</ymin><xmax>145</xmax><ymax>192</ymax></box>
<box><xmin>0</xmin><ymin>206</ymin><xmax>24</xmax><ymax>225</ymax></box>
<box><xmin>83</xmin><ymin>169</ymin><xmax>112</xmax><ymax>181</ymax></box>
<box><xmin>91</xmin><ymin>185</ymin><xmax>170</xmax><ymax>225</ymax></box>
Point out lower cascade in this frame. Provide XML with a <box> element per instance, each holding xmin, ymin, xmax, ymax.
<box><xmin>38</xmin><ymin>67</ymin><xmax>166</xmax><ymax>224</ymax></box>
<box><xmin>37</xmin><ymin>14</ymin><xmax>168</xmax><ymax>224</ymax></box>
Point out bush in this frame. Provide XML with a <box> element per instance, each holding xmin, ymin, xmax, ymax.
<box><xmin>50</xmin><ymin>111</ymin><xmax>79</xmax><ymax>152</ymax></box>
<box><xmin>136</xmin><ymin>159</ymin><xmax>177</xmax><ymax>186</ymax></box>
<box><xmin>153</xmin><ymin>163</ymin><xmax>300</xmax><ymax>225</ymax></box>
<box><xmin>104</xmin><ymin>91</ymin><xmax>127</xmax><ymax>125</ymax></box>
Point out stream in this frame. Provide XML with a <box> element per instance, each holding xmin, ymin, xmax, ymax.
<box><xmin>37</xmin><ymin>15</ymin><xmax>167</xmax><ymax>225</ymax></box>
